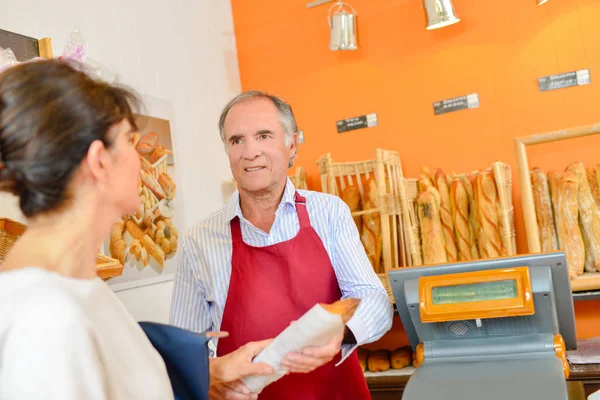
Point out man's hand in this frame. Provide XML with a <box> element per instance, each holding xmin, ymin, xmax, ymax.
<box><xmin>209</xmin><ymin>381</ymin><xmax>259</xmax><ymax>400</ymax></box>
<box><xmin>210</xmin><ymin>339</ymin><xmax>274</xmax><ymax>383</ymax></box>
<box><xmin>280</xmin><ymin>326</ymin><xmax>344</xmax><ymax>373</ymax></box>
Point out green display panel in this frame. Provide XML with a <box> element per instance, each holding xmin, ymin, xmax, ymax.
<box><xmin>432</xmin><ymin>279</ymin><xmax>518</xmax><ymax>305</ymax></box>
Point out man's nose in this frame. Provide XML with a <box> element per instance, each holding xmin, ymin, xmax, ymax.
<box><xmin>242</xmin><ymin>140</ymin><xmax>261</xmax><ymax>160</ymax></box>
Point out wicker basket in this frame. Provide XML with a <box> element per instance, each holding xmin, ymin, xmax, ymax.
<box><xmin>0</xmin><ymin>218</ymin><xmax>26</xmax><ymax>265</ymax></box>
<box><xmin>289</xmin><ymin>167</ymin><xmax>308</xmax><ymax>190</ymax></box>
<box><xmin>0</xmin><ymin>217</ymin><xmax>123</xmax><ymax>280</ymax></box>
<box><xmin>317</xmin><ymin>149</ymin><xmax>411</xmax><ymax>273</ymax></box>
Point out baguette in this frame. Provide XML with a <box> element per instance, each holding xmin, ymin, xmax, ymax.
<box><xmin>531</xmin><ymin>168</ymin><xmax>558</xmax><ymax>251</ymax></box>
<box><xmin>433</xmin><ymin>169</ymin><xmax>458</xmax><ymax>262</ymax></box>
<box><xmin>588</xmin><ymin>165</ymin><xmax>600</xmax><ymax>209</ymax></box>
<box><xmin>320</xmin><ymin>298</ymin><xmax>361</xmax><ymax>323</ymax></box>
<box><xmin>417</xmin><ymin>191</ymin><xmax>447</xmax><ymax>265</ymax></box>
<box><xmin>548</xmin><ymin>171</ymin><xmax>562</xmax><ymax>248</ymax></box>
<box><xmin>462</xmin><ymin>173</ymin><xmax>480</xmax><ymax>259</ymax></box>
<box><xmin>141</xmin><ymin>170</ymin><xmax>166</xmax><ymax>200</ymax></box>
<box><xmin>109</xmin><ymin>219</ymin><xmax>126</xmax><ymax>265</ymax></box>
<box><xmin>566</xmin><ymin>163</ymin><xmax>600</xmax><ymax>272</ymax></box>
<box><xmin>450</xmin><ymin>178</ymin><xmax>473</xmax><ymax>261</ymax></box>
<box><xmin>141</xmin><ymin>234</ymin><xmax>166</xmax><ymax>267</ymax></box>
<box><xmin>361</xmin><ymin>179</ymin><xmax>382</xmax><ymax>273</ymax></box>
<box><xmin>341</xmin><ymin>185</ymin><xmax>362</xmax><ymax>232</ymax></box>
<box><xmin>557</xmin><ymin>171</ymin><xmax>585</xmax><ymax>278</ymax></box>
<box><xmin>126</xmin><ymin>219</ymin><xmax>145</xmax><ymax>240</ymax></box>
<box><xmin>476</xmin><ymin>171</ymin><xmax>502</xmax><ymax>258</ymax></box>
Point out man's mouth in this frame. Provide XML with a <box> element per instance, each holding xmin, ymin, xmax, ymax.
<box><xmin>244</xmin><ymin>166</ymin><xmax>265</xmax><ymax>172</ymax></box>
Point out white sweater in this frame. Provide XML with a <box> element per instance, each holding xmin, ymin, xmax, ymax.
<box><xmin>0</xmin><ymin>268</ymin><xmax>174</xmax><ymax>400</ymax></box>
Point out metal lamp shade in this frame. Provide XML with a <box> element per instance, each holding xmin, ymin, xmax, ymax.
<box><xmin>329</xmin><ymin>2</ymin><xmax>358</xmax><ymax>51</ymax></box>
<box><xmin>423</xmin><ymin>0</ymin><xmax>461</xmax><ymax>30</ymax></box>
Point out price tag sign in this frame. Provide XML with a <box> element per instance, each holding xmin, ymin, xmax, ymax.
<box><xmin>433</xmin><ymin>93</ymin><xmax>480</xmax><ymax>116</ymax></box>
<box><xmin>538</xmin><ymin>69</ymin><xmax>591</xmax><ymax>91</ymax></box>
<box><xmin>337</xmin><ymin>113</ymin><xmax>378</xmax><ymax>133</ymax></box>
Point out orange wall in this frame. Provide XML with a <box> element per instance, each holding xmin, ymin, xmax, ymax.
<box><xmin>231</xmin><ymin>0</ymin><xmax>600</xmax><ymax>341</ymax></box>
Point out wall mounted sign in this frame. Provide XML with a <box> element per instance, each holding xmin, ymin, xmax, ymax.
<box><xmin>538</xmin><ymin>69</ymin><xmax>591</xmax><ymax>92</ymax></box>
<box><xmin>336</xmin><ymin>113</ymin><xmax>378</xmax><ymax>133</ymax></box>
<box><xmin>433</xmin><ymin>93</ymin><xmax>480</xmax><ymax>116</ymax></box>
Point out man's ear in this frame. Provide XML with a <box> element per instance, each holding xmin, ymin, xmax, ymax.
<box><xmin>83</xmin><ymin>140</ymin><xmax>109</xmax><ymax>183</ymax></box>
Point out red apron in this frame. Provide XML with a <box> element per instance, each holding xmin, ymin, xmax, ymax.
<box><xmin>217</xmin><ymin>192</ymin><xmax>371</xmax><ymax>400</ymax></box>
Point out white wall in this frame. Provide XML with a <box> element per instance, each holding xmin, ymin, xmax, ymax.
<box><xmin>0</xmin><ymin>0</ymin><xmax>241</xmax><ymax>323</ymax></box>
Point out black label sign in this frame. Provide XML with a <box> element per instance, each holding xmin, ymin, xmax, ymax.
<box><xmin>433</xmin><ymin>93</ymin><xmax>480</xmax><ymax>116</ymax></box>
<box><xmin>337</xmin><ymin>113</ymin><xmax>378</xmax><ymax>133</ymax></box>
<box><xmin>538</xmin><ymin>69</ymin><xmax>591</xmax><ymax>91</ymax></box>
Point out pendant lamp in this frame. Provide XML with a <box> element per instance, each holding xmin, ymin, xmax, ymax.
<box><xmin>423</xmin><ymin>0</ymin><xmax>460</xmax><ymax>30</ymax></box>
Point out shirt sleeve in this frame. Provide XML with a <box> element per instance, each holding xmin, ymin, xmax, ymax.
<box><xmin>328</xmin><ymin>197</ymin><xmax>394</xmax><ymax>364</ymax></box>
<box><xmin>169</xmin><ymin>234</ymin><xmax>213</xmax><ymax>339</ymax></box>
<box><xmin>0</xmin><ymin>307</ymin><xmax>107</xmax><ymax>399</ymax></box>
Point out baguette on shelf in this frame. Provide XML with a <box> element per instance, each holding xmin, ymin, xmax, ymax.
<box><xmin>530</xmin><ymin>163</ymin><xmax>600</xmax><ymax>280</ymax></box>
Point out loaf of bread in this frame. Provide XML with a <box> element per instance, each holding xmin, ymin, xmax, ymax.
<box><xmin>475</xmin><ymin>172</ymin><xmax>503</xmax><ymax>258</ymax></box>
<box><xmin>341</xmin><ymin>185</ymin><xmax>362</xmax><ymax>232</ymax></box>
<box><xmin>109</xmin><ymin>218</ymin><xmax>126</xmax><ymax>264</ymax></box>
<box><xmin>141</xmin><ymin>170</ymin><xmax>166</xmax><ymax>200</ymax></box>
<box><xmin>588</xmin><ymin>165</ymin><xmax>600</xmax><ymax>209</ymax></box>
<box><xmin>357</xmin><ymin>348</ymin><xmax>369</xmax><ymax>372</ymax></box>
<box><xmin>557</xmin><ymin>171</ymin><xmax>585</xmax><ymax>278</ymax></box>
<box><xmin>141</xmin><ymin>234</ymin><xmax>166</xmax><ymax>267</ymax></box>
<box><xmin>531</xmin><ymin>168</ymin><xmax>559</xmax><ymax>252</ymax></box>
<box><xmin>417</xmin><ymin>191</ymin><xmax>447</xmax><ymax>264</ymax></box>
<box><xmin>463</xmin><ymin>173</ymin><xmax>480</xmax><ymax>259</ymax></box>
<box><xmin>361</xmin><ymin>179</ymin><xmax>382</xmax><ymax>273</ymax></box>
<box><xmin>566</xmin><ymin>163</ymin><xmax>600</xmax><ymax>272</ymax></box>
<box><xmin>320</xmin><ymin>298</ymin><xmax>361</xmax><ymax>323</ymax></box>
<box><xmin>450</xmin><ymin>178</ymin><xmax>473</xmax><ymax>261</ymax></box>
<box><xmin>433</xmin><ymin>169</ymin><xmax>458</xmax><ymax>262</ymax></box>
<box><xmin>391</xmin><ymin>346</ymin><xmax>413</xmax><ymax>369</ymax></box>
<box><xmin>158</xmin><ymin>173</ymin><xmax>176</xmax><ymax>199</ymax></box>
<box><xmin>136</xmin><ymin>132</ymin><xmax>159</xmax><ymax>155</ymax></box>
<box><xmin>149</xmin><ymin>145</ymin><xmax>167</xmax><ymax>164</ymax></box>
<box><xmin>368</xmin><ymin>350</ymin><xmax>391</xmax><ymax>373</ymax></box>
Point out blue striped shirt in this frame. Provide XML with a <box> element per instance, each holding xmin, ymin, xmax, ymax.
<box><xmin>169</xmin><ymin>178</ymin><xmax>393</xmax><ymax>358</ymax></box>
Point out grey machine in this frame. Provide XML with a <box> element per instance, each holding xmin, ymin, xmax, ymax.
<box><xmin>388</xmin><ymin>251</ymin><xmax>577</xmax><ymax>400</ymax></box>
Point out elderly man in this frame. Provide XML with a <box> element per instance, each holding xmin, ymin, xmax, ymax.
<box><xmin>170</xmin><ymin>91</ymin><xmax>393</xmax><ymax>400</ymax></box>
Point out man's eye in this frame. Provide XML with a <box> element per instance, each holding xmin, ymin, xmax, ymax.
<box><xmin>259</xmin><ymin>134</ymin><xmax>269</xmax><ymax>140</ymax></box>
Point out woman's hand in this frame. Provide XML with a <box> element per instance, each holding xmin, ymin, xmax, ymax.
<box><xmin>210</xmin><ymin>339</ymin><xmax>274</xmax><ymax>383</ymax></box>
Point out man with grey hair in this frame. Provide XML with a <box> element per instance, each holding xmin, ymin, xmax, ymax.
<box><xmin>170</xmin><ymin>91</ymin><xmax>393</xmax><ymax>399</ymax></box>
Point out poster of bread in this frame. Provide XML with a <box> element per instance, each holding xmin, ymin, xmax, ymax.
<box><xmin>103</xmin><ymin>96</ymin><xmax>181</xmax><ymax>291</ymax></box>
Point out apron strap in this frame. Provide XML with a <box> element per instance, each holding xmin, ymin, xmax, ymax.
<box><xmin>294</xmin><ymin>192</ymin><xmax>311</xmax><ymax>229</ymax></box>
<box><xmin>230</xmin><ymin>217</ymin><xmax>243</xmax><ymax>243</ymax></box>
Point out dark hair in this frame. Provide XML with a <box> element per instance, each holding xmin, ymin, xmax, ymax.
<box><xmin>0</xmin><ymin>59</ymin><xmax>141</xmax><ymax>218</ymax></box>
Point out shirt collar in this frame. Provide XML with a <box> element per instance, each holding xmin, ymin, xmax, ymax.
<box><xmin>226</xmin><ymin>177</ymin><xmax>297</xmax><ymax>222</ymax></box>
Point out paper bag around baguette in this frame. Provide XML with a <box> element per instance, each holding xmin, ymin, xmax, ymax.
<box><xmin>557</xmin><ymin>171</ymin><xmax>585</xmax><ymax>278</ymax></box>
<box><xmin>320</xmin><ymin>298</ymin><xmax>361</xmax><ymax>324</ymax></box>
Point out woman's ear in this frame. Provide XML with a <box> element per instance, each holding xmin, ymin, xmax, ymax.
<box><xmin>84</xmin><ymin>140</ymin><xmax>109</xmax><ymax>183</ymax></box>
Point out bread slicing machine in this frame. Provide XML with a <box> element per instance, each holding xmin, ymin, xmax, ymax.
<box><xmin>388</xmin><ymin>252</ymin><xmax>577</xmax><ymax>400</ymax></box>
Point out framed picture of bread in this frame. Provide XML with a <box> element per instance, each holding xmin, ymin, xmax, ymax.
<box><xmin>103</xmin><ymin>95</ymin><xmax>182</xmax><ymax>291</ymax></box>
<box><xmin>514</xmin><ymin>122</ymin><xmax>600</xmax><ymax>292</ymax></box>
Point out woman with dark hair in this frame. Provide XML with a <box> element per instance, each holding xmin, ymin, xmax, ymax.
<box><xmin>0</xmin><ymin>60</ymin><xmax>271</xmax><ymax>400</ymax></box>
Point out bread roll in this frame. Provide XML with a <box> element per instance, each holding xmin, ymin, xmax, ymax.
<box><xmin>450</xmin><ymin>178</ymin><xmax>473</xmax><ymax>261</ymax></box>
<box><xmin>476</xmin><ymin>172</ymin><xmax>503</xmax><ymax>258</ymax></box>
<box><xmin>588</xmin><ymin>165</ymin><xmax>600</xmax><ymax>209</ymax></box>
<box><xmin>320</xmin><ymin>298</ymin><xmax>361</xmax><ymax>323</ymax></box>
<box><xmin>358</xmin><ymin>348</ymin><xmax>369</xmax><ymax>372</ymax></box>
<box><xmin>368</xmin><ymin>350</ymin><xmax>391</xmax><ymax>373</ymax></box>
<box><xmin>462</xmin><ymin>173</ymin><xmax>480</xmax><ymax>259</ymax></box>
<box><xmin>557</xmin><ymin>171</ymin><xmax>585</xmax><ymax>278</ymax></box>
<box><xmin>391</xmin><ymin>346</ymin><xmax>413</xmax><ymax>369</ymax></box>
<box><xmin>417</xmin><ymin>191</ymin><xmax>447</xmax><ymax>265</ymax></box>
<box><xmin>433</xmin><ymin>169</ymin><xmax>458</xmax><ymax>262</ymax></box>
<box><xmin>566</xmin><ymin>163</ymin><xmax>600</xmax><ymax>272</ymax></box>
<box><xmin>531</xmin><ymin>168</ymin><xmax>558</xmax><ymax>252</ymax></box>
<box><xmin>158</xmin><ymin>173</ymin><xmax>177</xmax><ymax>199</ymax></box>
<box><xmin>341</xmin><ymin>185</ymin><xmax>362</xmax><ymax>232</ymax></box>
<box><xmin>361</xmin><ymin>179</ymin><xmax>382</xmax><ymax>273</ymax></box>
<box><xmin>547</xmin><ymin>171</ymin><xmax>562</xmax><ymax>248</ymax></box>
